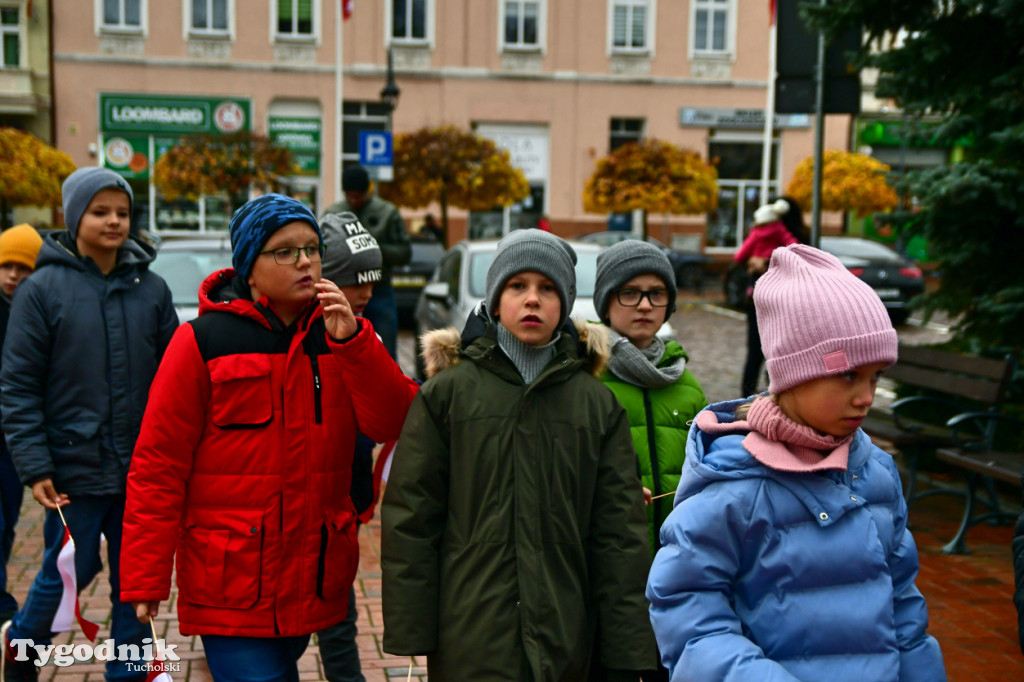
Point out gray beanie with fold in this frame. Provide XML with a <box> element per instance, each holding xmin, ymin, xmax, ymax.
<box><xmin>485</xmin><ymin>229</ymin><xmax>577</xmax><ymax>328</ymax></box>
<box><xmin>594</xmin><ymin>239</ymin><xmax>677</xmax><ymax>323</ymax></box>
<box><xmin>62</xmin><ymin>167</ymin><xmax>134</xmax><ymax>238</ymax></box>
<box><xmin>321</xmin><ymin>212</ymin><xmax>383</xmax><ymax>287</ymax></box>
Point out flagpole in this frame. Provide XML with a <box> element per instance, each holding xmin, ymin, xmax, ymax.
<box><xmin>334</xmin><ymin>0</ymin><xmax>345</xmax><ymax>205</ymax></box>
<box><xmin>760</xmin><ymin>1</ymin><xmax>778</xmax><ymax>204</ymax></box>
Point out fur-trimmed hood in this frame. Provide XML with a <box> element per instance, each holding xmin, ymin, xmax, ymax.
<box><xmin>420</xmin><ymin>315</ymin><xmax>610</xmax><ymax>380</ymax></box>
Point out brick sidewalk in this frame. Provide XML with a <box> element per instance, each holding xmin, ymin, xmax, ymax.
<box><xmin>5</xmin><ymin>305</ymin><xmax>1022</xmax><ymax>681</ymax></box>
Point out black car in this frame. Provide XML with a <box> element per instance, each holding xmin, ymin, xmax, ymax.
<box><xmin>393</xmin><ymin>237</ymin><xmax>446</xmax><ymax>327</ymax></box>
<box><xmin>577</xmin><ymin>231</ymin><xmax>708</xmax><ymax>291</ymax></box>
<box><xmin>724</xmin><ymin>236</ymin><xmax>925</xmax><ymax>325</ymax></box>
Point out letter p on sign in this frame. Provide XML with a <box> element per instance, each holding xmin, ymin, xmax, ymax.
<box><xmin>359</xmin><ymin>131</ymin><xmax>393</xmax><ymax>167</ymax></box>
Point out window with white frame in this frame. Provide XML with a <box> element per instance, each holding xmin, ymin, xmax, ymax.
<box><xmin>392</xmin><ymin>0</ymin><xmax>427</xmax><ymax>42</ymax></box>
<box><xmin>693</xmin><ymin>0</ymin><xmax>730</xmax><ymax>55</ymax></box>
<box><xmin>502</xmin><ymin>0</ymin><xmax>541</xmax><ymax>51</ymax></box>
<box><xmin>191</xmin><ymin>0</ymin><xmax>228</xmax><ymax>34</ymax></box>
<box><xmin>277</xmin><ymin>0</ymin><xmax>313</xmax><ymax>38</ymax></box>
<box><xmin>102</xmin><ymin>0</ymin><xmax>142</xmax><ymax>31</ymax></box>
<box><xmin>1</xmin><ymin>7</ymin><xmax>19</xmax><ymax>68</ymax></box>
<box><xmin>610</xmin><ymin>0</ymin><xmax>650</xmax><ymax>53</ymax></box>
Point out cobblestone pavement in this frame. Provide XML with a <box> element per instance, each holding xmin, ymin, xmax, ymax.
<box><xmin>6</xmin><ymin>297</ymin><xmax>1021</xmax><ymax>681</ymax></box>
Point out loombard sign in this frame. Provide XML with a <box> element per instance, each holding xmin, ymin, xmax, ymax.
<box><xmin>100</xmin><ymin>94</ymin><xmax>252</xmax><ymax>135</ymax></box>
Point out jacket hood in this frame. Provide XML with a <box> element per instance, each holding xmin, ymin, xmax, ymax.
<box><xmin>420</xmin><ymin>305</ymin><xmax>610</xmax><ymax>379</ymax></box>
<box><xmin>678</xmin><ymin>399</ymin><xmax>874</xmax><ymax>515</ymax></box>
<box><xmin>197</xmin><ymin>267</ymin><xmax>319</xmax><ymax>330</ymax></box>
<box><xmin>35</xmin><ymin>230</ymin><xmax>156</xmax><ymax>274</ymax></box>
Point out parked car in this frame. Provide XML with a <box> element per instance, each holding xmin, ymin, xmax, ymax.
<box><xmin>412</xmin><ymin>239</ymin><xmax>674</xmax><ymax>379</ymax></box>
<box><xmin>576</xmin><ymin>231</ymin><xmax>708</xmax><ymax>291</ymax></box>
<box><xmin>723</xmin><ymin>236</ymin><xmax>925</xmax><ymax>325</ymax></box>
<box><xmin>150</xmin><ymin>235</ymin><xmax>233</xmax><ymax>324</ymax></box>
<box><xmin>393</xmin><ymin>237</ymin><xmax>446</xmax><ymax>328</ymax></box>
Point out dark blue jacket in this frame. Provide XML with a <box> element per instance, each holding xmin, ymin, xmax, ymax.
<box><xmin>0</xmin><ymin>232</ymin><xmax>177</xmax><ymax>496</ymax></box>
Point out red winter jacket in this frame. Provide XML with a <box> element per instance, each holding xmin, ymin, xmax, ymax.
<box><xmin>733</xmin><ymin>220</ymin><xmax>798</xmax><ymax>263</ymax></box>
<box><xmin>120</xmin><ymin>270</ymin><xmax>418</xmax><ymax>637</ymax></box>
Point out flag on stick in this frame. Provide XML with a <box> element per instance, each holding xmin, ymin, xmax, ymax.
<box><xmin>342</xmin><ymin>0</ymin><xmax>354</xmax><ymax>21</ymax></box>
<box><xmin>769</xmin><ymin>0</ymin><xmax>776</xmax><ymax>24</ymax></box>
<box><xmin>51</xmin><ymin>508</ymin><xmax>100</xmax><ymax>642</ymax></box>
<box><xmin>363</xmin><ymin>439</ymin><xmax>398</xmax><ymax>523</ymax></box>
<box><xmin>145</xmin><ymin>617</ymin><xmax>173</xmax><ymax>682</ymax></box>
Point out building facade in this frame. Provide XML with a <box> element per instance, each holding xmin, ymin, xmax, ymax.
<box><xmin>51</xmin><ymin>0</ymin><xmax>852</xmax><ymax>249</ymax></box>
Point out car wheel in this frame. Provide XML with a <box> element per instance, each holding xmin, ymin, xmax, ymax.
<box><xmin>724</xmin><ymin>264</ymin><xmax>748</xmax><ymax>310</ymax></box>
<box><xmin>888</xmin><ymin>309</ymin><xmax>909</xmax><ymax>326</ymax></box>
<box><xmin>676</xmin><ymin>263</ymin><xmax>701</xmax><ymax>293</ymax></box>
<box><xmin>414</xmin><ymin>332</ymin><xmax>427</xmax><ymax>381</ymax></box>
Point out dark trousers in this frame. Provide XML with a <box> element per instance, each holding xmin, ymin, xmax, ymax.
<box><xmin>741</xmin><ymin>298</ymin><xmax>765</xmax><ymax>397</ymax></box>
<box><xmin>364</xmin><ymin>283</ymin><xmax>399</xmax><ymax>360</ymax></box>
<box><xmin>0</xmin><ymin>446</ymin><xmax>22</xmax><ymax>618</ymax></box>
<box><xmin>317</xmin><ymin>586</ymin><xmax>364</xmax><ymax>682</ymax></box>
<box><xmin>201</xmin><ymin>633</ymin><xmax>310</xmax><ymax>682</ymax></box>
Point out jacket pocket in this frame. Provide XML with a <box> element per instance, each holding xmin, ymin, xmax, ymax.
<box><xmin>316</xmin><ymin>508</ymin><xmax>359</xmax><ymax>601</ymax></box>
<box><xmin>177</xmin><ymin>508</ymin><xmax>263</xmax><ymax>609</ymax></box>
<box><xmin>46</xmin><ymin>420</ymin><xmax>102</xmax><ymax>466</ymax></box>
<box><xmin>209</xmin><ymin>355</ymin><xmax>273</xmax><ymax>429</ymax></box>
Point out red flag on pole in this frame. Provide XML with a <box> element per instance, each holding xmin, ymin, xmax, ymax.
<box><xmin>145</xmin><ymin>618</ymin><xmax>173</xmax><ymax>681</ymax></box>
<box><xmin>342</xmin><ymin>0</ymin><xmax>354</xmax><ymax>21</ymax></box>
<box><xmin>51</xmin><ymin>526</ymin><xmax>100</xmax><ymax>642</ymax></box>
<box><xmin>361</xmin><ymin>440</ymin><xmax>398</xmax><ymax>524</ymax></box>
<box><xmin>769</xmin><ymin>0</ymin><xmax>776</xmax><ymax>25</ymax></box>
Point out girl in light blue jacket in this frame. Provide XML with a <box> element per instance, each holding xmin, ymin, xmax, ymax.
<box><xmin>646</xmin><ymin>245</ymin><xmax>945</xmax><ymax>682</ymax></box>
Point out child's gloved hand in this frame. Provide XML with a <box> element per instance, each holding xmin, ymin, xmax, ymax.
<box><xmin>316</xmin><ymin>278</ymin><xmax>359</xmax><ymax>340</ymax></box>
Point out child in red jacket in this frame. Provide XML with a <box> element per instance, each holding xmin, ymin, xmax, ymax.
<box><xmin>733</xmin><ymin>198</ymin><xmax>801</xmax><ymax>271</ymax></box>
<box><xmin>120</xmin><ymin>194</ymin><xmax>417</xmax><ymax>682</ymax></box>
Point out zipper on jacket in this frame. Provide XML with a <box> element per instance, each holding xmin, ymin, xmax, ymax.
<box><xmin>643</xmin><ymin>389</ymin><xmax>663</xmax><ymax>550</ymax></box>
<box><xmin>309</xmin><ymin>354</ymin><xmax>322</xmax><ymax>424</ymax></box>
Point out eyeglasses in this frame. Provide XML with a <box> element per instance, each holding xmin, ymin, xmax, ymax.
<box><xmin>258</xmin><ymin>245</ymin><xmax>326</xmax><ymax>265</ymax></box>
<box><xmin>616</xmin><ymin>288</ymin><xmax>670</xmax><ymax>307</ymax></box>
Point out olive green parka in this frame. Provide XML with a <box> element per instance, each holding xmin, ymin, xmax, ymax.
<box><xmin>600</xmin><ymin>340</ymin><xmax>707</xmax><ymax>554</ymax></box>
<box><xmin>381</xmin><ymin>313</ymin><xmax>657</xmax><ymax>681</ymax></box>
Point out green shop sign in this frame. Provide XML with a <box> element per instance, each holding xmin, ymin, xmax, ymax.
<box><xmin>269</xmin><ymin>116</ymin><xmax>321</xmax><ymax>176</ymax></box>
<box><xmin>100</xmin><ymin>94</ymin><xmax>252</xmax><ymax>135</ymax></box>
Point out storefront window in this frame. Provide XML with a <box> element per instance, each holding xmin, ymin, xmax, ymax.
<box><xmin>705</xmin><ymin>138</ymin><xmax>777</xmax><ymax>249</ymax></box>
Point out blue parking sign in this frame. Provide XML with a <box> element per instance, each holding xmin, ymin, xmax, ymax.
<box><xmin>359</xmin><ymin>131</ymin><xmax>393</xmax><ymax>166</ymax></box>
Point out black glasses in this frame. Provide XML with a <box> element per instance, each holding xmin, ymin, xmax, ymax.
<box><xmin>258</xmin><ymin>245</ymin><xmax>326</xmax><ymax>265</ymax></box>
<box><xmin>616</xmin><ymin>288</ymin><xmax>669</xmax><ymax>307</ymax></box>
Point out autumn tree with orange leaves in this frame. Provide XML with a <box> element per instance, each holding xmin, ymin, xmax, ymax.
<box><xmin>152</xmin><ymin>132</ymin><xmax>295</xmax><ymax>214</ymax></box>
<box><xmin>583</xmin><ymin>139</ymin><xmax>718</xmax><ymax>237</ymax></box>
<box><xmin>785</xmin><ymin>149</ymin><xmax>899</xmax><ymax>217</ymax></box>
<box><xmin>0</xmin><ymin>127</ymin><xmax>75</xmax><ymax>229</ymax></box>
<box><xmin>376</xmin><ymin>125</ymin><xmax>530</xmax><ymax>246</ymax></box>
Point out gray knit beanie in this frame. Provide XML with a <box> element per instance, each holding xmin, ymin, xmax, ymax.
<box><xmin>485</xmin><ymin>229</ymin><xmax>577</xmax><ymax>328</ymax></box>
<box><xmin>321</xmin><ymin>212</ymin><xmax>383</xmax><ymax>287</ymax></box>
<box><xmin>594</xmin><ymin>240</ymin><xmax>677</xmax><ymax>323</ymax></box>
<box><xmin>62</xmin><ymin>167</ymin><xmax>133</xmax><ymax>238</ymax></box>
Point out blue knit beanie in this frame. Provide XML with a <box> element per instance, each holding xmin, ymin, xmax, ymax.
<box><xmin>61</xmin><ymin>167</ymin><xmax>133</xmax><ymax>238</ymax></box>
<box><xmin>229</xmin><ymin>194</ymin><xmax>322</xmax><ymax>280</ymax></box>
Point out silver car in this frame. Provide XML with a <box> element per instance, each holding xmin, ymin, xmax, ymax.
<box><xmin>412</xmin><ymin>239</ymin><xmax>674</xmax><ymax>378</ymax></box>
<box><xmin>149</xmin><ymin>235</ymin><xmax>234</xmax><ymax>324</ymax></box>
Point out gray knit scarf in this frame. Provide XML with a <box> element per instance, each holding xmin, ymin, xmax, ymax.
<box><xmin>495</xmin><ymin>323</ymin><xmax>560</xmax><ymax>385</ymax></box>
<box><xmin>606</xmin><ymin>329</ymin><xmax>686</xmax><ymax>388</ymax></box>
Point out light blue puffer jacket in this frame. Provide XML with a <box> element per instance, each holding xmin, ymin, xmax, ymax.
<box><xmin>646</xmin><ymin>399</ymin><xmax>946</xmax><ymax>682</ymax></box>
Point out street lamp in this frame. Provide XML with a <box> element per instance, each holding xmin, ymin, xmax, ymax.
<box><xmin>379</xmin><ymin>46</ymin><xmax>400</xmax><ymax>120</ymax></box>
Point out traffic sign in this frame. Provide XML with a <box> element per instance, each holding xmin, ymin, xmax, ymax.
<box><xmin>359</xmin><ymin>131</ymin><xmax>393</xmax><ymax>166</ymax></box>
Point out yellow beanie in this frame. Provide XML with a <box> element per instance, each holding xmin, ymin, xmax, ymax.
<box><xmin>0</xmin><ymin>223</ymin><xmax>44</xmax><ymax>270</ymax></box>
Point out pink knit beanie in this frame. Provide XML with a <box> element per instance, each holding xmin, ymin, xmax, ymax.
<box><xmin>755</xmin><ymin>244</ymin><xmax>898</xmax><ymax>394</ymax></box>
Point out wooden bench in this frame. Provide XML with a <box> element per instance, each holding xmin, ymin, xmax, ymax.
<box><xmin>935</xmin><ymin>412</ymin><xmax>1023</xmax><ymax>554</ymax></box>
<box><xmin>862</xmin><ymin>344</ymin><xmax>1017</xmax><ymax>509</ymax></box>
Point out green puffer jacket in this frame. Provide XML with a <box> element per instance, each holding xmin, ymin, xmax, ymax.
<box><xmin>600</xmin><ymin>340</ymin><xmax>707</xmax><ymax>554</ymax></box>
<box><xmin>381</xmin><ymin>314</ymin><xmax>657</xmax><ymax>681</ymax></box>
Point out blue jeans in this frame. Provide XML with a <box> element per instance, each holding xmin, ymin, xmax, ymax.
<box><xmin>317</xmin><ymin>586</ymin><xmax>364</xmax><ymax>682</ymax></box>
<box><xmin>201</xmin><ymin>634</ymin><xmax>311</xmax><ymax>682</ymax></box>
<box><xmin>0</xmin><ymin>446</ymin><xmax>23</xmax><ymax>617</ymax></box>
<box><xmin>7</xmin><ymin>495</ymin><xmax>149</xmax><ymax>681</ymax></box>
<box><xmin>364</xmin><ymin>282</ymin><xmax>399</xmax><ymax>360</ymax></box>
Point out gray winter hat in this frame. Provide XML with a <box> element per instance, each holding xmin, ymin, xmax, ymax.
<box><xmin>485</xmin><ymin>229</ymin><xmax>577</xmax><ymax>328</ymax></box>
<box><xmin>321</xmin><ymin>212</ymin><xmax>383</xmax><ymax>287</ymax></box>
<box><xmin>62</xmin><ymin>167</ymin><xmax>133</xmax><ymax>238</ymax></box>
<box><xmin>594</xmin><ymin>239</ymin><xmax>677</xmax><ymax>323</ymax></box>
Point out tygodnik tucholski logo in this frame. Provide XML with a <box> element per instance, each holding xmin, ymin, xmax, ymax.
<box><xmin>8</xmin><ymin>637</ymin><xmax>181</xmax><ymax>670</ymax></box>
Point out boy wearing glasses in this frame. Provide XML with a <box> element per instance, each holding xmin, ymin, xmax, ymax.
<box><xmin>120</xmin><ymin>194</ymin><xmax>417</xmax><ymax>682</ymax></box>
<box><xmin>592</xmin><ymin>240</ymin><xmax>706</xmax><ymax>681</ymax></box>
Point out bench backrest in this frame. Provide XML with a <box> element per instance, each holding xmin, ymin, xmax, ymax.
<box><xmin>889</xmin><ymin>344</ymin><xmax>1016</xmax><ymax>406</ymax></box>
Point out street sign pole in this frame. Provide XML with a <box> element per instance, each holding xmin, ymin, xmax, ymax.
<box><xmin>810</xmin><ymin>0</ymin><xmax>826</xmax><ymax>248</ymax></box>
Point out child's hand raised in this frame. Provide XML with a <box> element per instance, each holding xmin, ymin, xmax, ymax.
<box><xmin>316</xmin><ymin>278</ymin><xmax>359</xmax><ymax>340</ymax></box>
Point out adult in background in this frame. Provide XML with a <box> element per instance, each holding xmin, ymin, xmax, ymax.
<box><xmin>734</xmin><ymin>196</ymin><xmax>808</xmax><ymax>397</ymax></box>
<box><xmin>322</xmin><ymin>165</ymin><xmax>411</xmax><ymax>359</ymax></box>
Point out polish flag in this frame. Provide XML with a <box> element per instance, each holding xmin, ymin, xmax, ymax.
<box><xmin>51</xmin><ymin>527</ymin><xmax>100</xmax><ymax>642</ymax></box>
<box><xmin>342</xmin><ymin>0</ymin><xmax>354</xmax><ymax>21</ymax></box>
<box><xmin>145</xmin><ymin>638</ymin><xmax>173</xmax><ymax>682</ymax></box>
<box><xmin>769</xmin><ymin>0</ymin><xmax>776</xmax><ymax>24</ymax></box>
<box><xmin>361</xmin><ymin>440</ymin><xmax>398</xmax><ymax>523</ymax></box>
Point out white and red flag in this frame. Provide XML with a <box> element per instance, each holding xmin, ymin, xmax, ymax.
<box><xmin>361</xmin><ymin>440</ymin><xmax>398</xmax><ymax>524</ymax></box>
<box><xmin>51</xmin><ymin>526</ymin><xmax>100</xmax><ymax>642</ymax></box>
<box><xmin>342</xmin><ymin>0</ymin><xmax>354</xmax><ymax>21</ymax></box>
<box><xmin>145</xmin><ymin>638</ymin><xmax>173</xmax><ymax>682</ymax></box>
